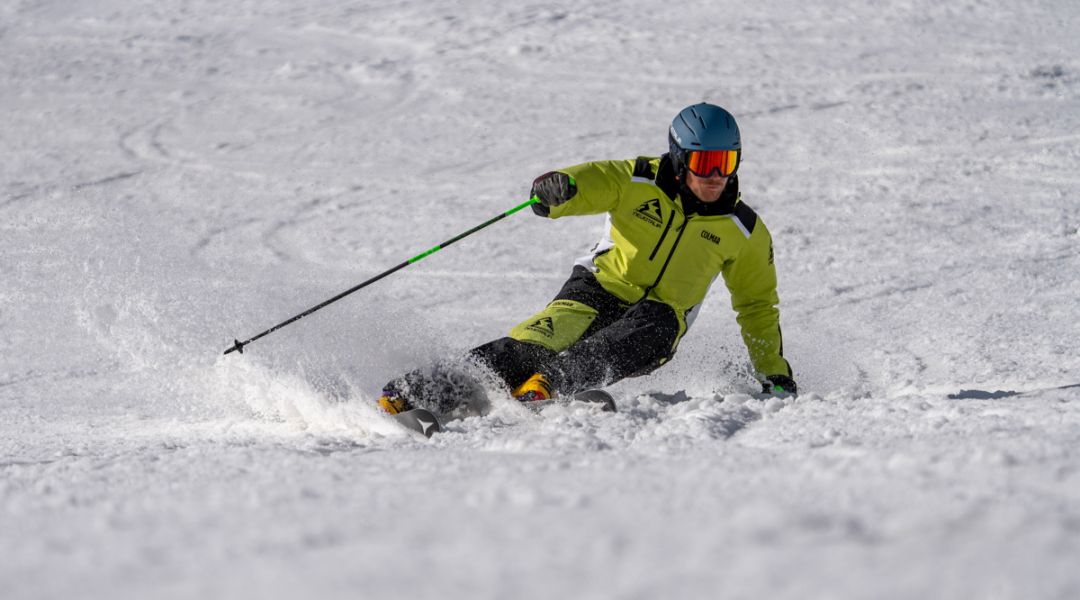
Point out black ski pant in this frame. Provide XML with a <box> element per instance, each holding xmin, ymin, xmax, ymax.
<box><xmin>469</xmin><ymin>266</ymin><xmax>683</xmax><ymax>394</ymax></box>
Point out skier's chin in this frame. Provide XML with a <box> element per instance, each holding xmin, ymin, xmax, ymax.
<box><xmin>684</xmin><ymin>172</ymin><xmax>729</xmax><ymax>203</ymax></box>
<box><xmin>696</xmin><ymin>187</ymin><xmax>726</xmax><ymax>203</ymax></box>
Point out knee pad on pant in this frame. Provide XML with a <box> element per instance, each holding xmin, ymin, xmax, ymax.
<box><xmin>508</xmin><ymin>299</ymin><xmax>598</xmax><ymax>352</ymax></box>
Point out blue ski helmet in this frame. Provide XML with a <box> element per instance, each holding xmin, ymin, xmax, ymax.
<box><xmin>668</xmin><ymin>103</ymin><xmax>742</xmax><ymax>177</ymax></box>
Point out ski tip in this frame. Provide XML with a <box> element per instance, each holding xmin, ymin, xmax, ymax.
<box><xmin>574</xmin><ymin>388</ymin><xmax>617</xmax><ymax>412</ymax></box>
<box><xmin>393</xmin><ymin>408</ymin><xmax>442</xmax><ymax>438</ymax></box>
<box><xmin>570</xmin><ymin>389</ymin><xmax>617</xmax><ymax>412</ymax></box>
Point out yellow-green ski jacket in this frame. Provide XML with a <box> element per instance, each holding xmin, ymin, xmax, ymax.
<box><xmin>535</xmin><ymin>155</ymin><xmax>792</xmax><ymax>379</ymax></box>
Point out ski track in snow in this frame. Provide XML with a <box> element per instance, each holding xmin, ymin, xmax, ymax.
<box><xmin>2</xmin><ymin>0</ymin><xmax>1080</xmax><ymax>598</ymax></box>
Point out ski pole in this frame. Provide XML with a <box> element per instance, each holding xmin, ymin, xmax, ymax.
<box><xmin>223</xmin><ymin>196</ymin><xmax>540</xmax><ymax>355</ymax></box>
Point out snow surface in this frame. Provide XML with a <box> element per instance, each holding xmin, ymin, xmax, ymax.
<box><xmin>3</xmin><ymin>0</ymin><xmax>1080</xmax><ymax>598</ymax></box>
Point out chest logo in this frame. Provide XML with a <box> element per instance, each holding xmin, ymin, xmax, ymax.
<box><xmin>634</xmin><ymin>199</ymin><xmax>663</xmax><ymax>228</ymax></box>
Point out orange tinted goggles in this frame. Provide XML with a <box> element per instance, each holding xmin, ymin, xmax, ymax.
<box><xmin>686</xmin><ymin>149</ymin><xmax>740</xmax><ymax>177</ymax></box>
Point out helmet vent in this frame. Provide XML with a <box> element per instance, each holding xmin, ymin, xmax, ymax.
<box><xmin>678</xmin><ymin>112</ymin><xmax>706</xmax><ymax>145</ymax></box>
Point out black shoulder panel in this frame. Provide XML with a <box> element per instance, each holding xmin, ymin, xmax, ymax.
<box><xmin>655</xmin><ymin>154</ymin><xmax>680</xmax><ymax>199</ymax></box>
<box><xmin>632</xmin><ymin>157</ymin><xmax>656</xmax><ymax>180</ymax></box>
<box><xmin>733</xmin><ymin>200</ymin><xmax>758</xmax><ymax>234</ymax></box>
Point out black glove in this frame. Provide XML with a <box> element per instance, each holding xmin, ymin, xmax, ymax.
<box><xmin>763</xmin><ymin>374</ymin><xmax>798</xmax><ymax>395</ymax></box>
<box><xmin>530</xmin><ymin>171</ymin><xmax>577</xmax><ymax>207</ymax></box>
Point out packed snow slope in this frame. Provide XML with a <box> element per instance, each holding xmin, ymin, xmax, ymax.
<box><xmin>3</xmin><ymin>0</ymin><xmax>1079</xmax><ymax>598</ymax></box>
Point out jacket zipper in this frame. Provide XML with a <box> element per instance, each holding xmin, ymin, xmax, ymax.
<box><xmin>640</xmin><ymin>214</ymin><xmax>692</xmax><ymax>302</ymax></box>
<box><xmin>648</xmin><ymin>210</ymin><xmax>675</xmax><ymax>261</ymax></box>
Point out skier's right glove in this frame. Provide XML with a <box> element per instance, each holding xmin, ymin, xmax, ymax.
<box><xmin>763</xmin><ymin>374</ymin><xmax>798</xmax><ymax>396</ymax></box>
<box><xmin>531</xmin><ymin>171</ymin><xmax>577</xmax><ymax>207</ymax></box>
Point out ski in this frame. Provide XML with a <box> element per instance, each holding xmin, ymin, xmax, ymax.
<box><xmin>947</xmin><ymin>382</ymin><xmax>1080</xmax><ymax>400</ymax></box>
<box><xmin>393</xmin><ymin>408</ymin><xmax>442</xmax><ymax>438</ymax></box>
<box><xmin>522</xmin><ymin>389</ymin><xmax>618</xmax><ymax>413</ymax></box>
<box><xmin>390</xmin><ymin>390</ymin><xmax>614</xmax><ymax>438</ymax></box>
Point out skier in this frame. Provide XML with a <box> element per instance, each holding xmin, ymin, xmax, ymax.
<box><xmin>378</xmin><ymin>102</ymin><xmax>796</xmax><ymax>415</ymax></box>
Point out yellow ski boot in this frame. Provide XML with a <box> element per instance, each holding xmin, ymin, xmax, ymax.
<box><xmin>511</xmin><ymin>373</ymin><xmax>553</xmax><ymax>403</ymax></box>
<box><xmin>377</xmin><ymin>383</ymin><xmax>413</xmax><ymax>415</ymax></box>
